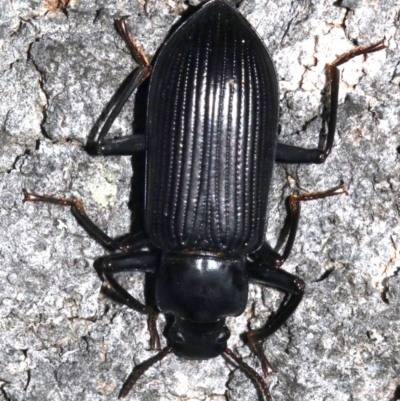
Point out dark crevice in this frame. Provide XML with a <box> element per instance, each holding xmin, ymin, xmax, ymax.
<box><xmin>381</xmin><ymin>285</ymin><xmax>390</xmax><ymax>304</ymax></box>
<box><xmin>295</xmin><ymin>115</ymin><xmax>319</xmax><ymax>136</ymax></box>
<box><xmin>66</xmin><ymin>314</ymin><xmax>98</xmax><ymax>323</ymax></box>
<box><xmin>10</xmin><ymin>16</ymin><xmax>41</xmax><ymax>37</ymax></box>
<box><xmin>109</xmin><ymin>311</ymin><xmax>120</xmax><ymax>324</ymax></box>
<box><xmin>7</xmin><ymin>149</ymin><xmax>31</xmax><ymax>174</ymax></box>
<box><xmin>24</xmin><ymin>369</ymin><xmax>31</xmax><ymax>392</ymax></box>
<box><xmin>6</xmin><ymin>59</ymin><xmax>21</xmax><ymax>72</ymax></box>
<box><xmin>390</xmin><ymin>61</ymin><xmax>400</xmax><ymax>84</ymax></box>
<box><xmin>381</xmin><ymin>266</ymin><xmax>400</xmax><ymax>305</ymax></box>
<box><xmin>10</xmin><ymin>18</ymin><xmax>23</xmax><ymax>37</ymax></box>
<box><xmin>224</xmin><ymin>367</ymin><xmax>235</xmax><ymax>401</ymax></box>
<box><xmin>341</xmin><ymin>9</ymin><xmax>351</xmax><ymax>40</ymax></box>
<box><xmin>93</xmin><ymin>8</ymin><xmax>105</xmax><ymax>24</ymax></box>
<box><xmin>80</xmin><ymin>336</ymin><xmax>90</xmax><ymax>353</ymax></box>
<box><xmin>281</xmin><ymin>2</ymin><xmax>307</xmax><ymax>44</ymax></box>
<box><xmin>313</xmin><ymin>268</ymin><xmax>335</xmax><ymax>283</ymax></box>
<box><xmin>21</xmin><ymin>349</ymin><xmax>31</xmax><ymax>391</ymax></box>
<box><xmin>294</xmin><ymin>0</ymin><xmax>313</xmax><ymax>27</ymax></box>
<box><xmin>280</xmin><ymin>16</ymin><xmax>296</xmax><ymax>45</ymax></box>
<box><xmin>284</xmin><ymin>325</ymin><xmax>294</xmax><ymax>354</ymax></box>
<box><xmin>60</xmin><ymin>0</ymin><xmax>70</xmax><ymax>19</ymax></box>
<box><xmin>224</xmin><ymin>353</ymin><xmax>266</xmax><ymax>401</ymax></box>
<box><xmin>0</xmin><ymin>385</ymin><xmax>12</xmax><ymax>401</ymax></box>
<box><xmin>27</xmin><ymin>40</ymin><xmax>50</xmax><ymax>140</ymax></box>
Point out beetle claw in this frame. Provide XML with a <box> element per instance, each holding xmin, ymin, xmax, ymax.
<box><xmin>255</xmin><ymin>341</ymin><xmax>275</xmax><ymax>377</ymax></box>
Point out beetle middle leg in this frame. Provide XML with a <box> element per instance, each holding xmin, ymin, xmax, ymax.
<box><xmin>275</xmin><ymin>39</ymin><xmax>385</xmax><ymax>164</ymax></box>
<box><xmin>259</xmin><ymin>181</ymin><xmax>348</xmax><ymax>268</ymax></box>
<box><xmin>23</xmin><ymin>189</ymin><xmax>162</xmax><ymax>349</ymax></box>
<box><xmin>249</xmin><ymin>182</ymin><xmax>347</xmax><ymax>374</ymax></box>
<box><xmin>87</xmin><ymin>17</ymin><xmax>151</xmax><ymax>156</ymax></box>
<box><xmin>23</xmin><ymin>189</ymin><xmax>129</xmax><ymax>250</ymax></box>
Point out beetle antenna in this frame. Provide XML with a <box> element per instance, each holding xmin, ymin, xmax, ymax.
<box><xmin>119</xmin><ymin>347</ymin><xmax>173</xmax><ymax>398</ymax></box>
<box><xmin>224</xmin><ymin>348</ymin><xmax>272</xmax><ymax>401</ymax></box>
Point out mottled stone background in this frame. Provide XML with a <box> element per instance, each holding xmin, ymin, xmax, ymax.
<box><xmin>0</xmin><ymin>0</ymin><xmax>399</xmax><ymax>400</ymax></box>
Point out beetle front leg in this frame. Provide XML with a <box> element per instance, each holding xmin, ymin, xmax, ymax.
<box><xmin>95</xmin><ymin>252</ymin><xmax>161</xmax><ymax>351</ymax></box>
<box><xmin>87</xmin><ymin>17</ymin><xmax>151</xmax><ymax>156</ymax></box>
<box><xmin>276</xmin><ymin>39</ymin><xmax>385</xmax><ymax>164</ymax></box>
<box><xmin>246</xmin><ymin>262</ymin><xmax>305</xmax><ymax>376</ymax></box>
<box><xmin>259</xmin><ymin>182</ymin><xmax>347</xmax><ymax>268</ymax></box>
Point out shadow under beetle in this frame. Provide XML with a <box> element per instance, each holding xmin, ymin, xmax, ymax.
<box><xmin>24</xmin><ymin>0</ymin><xmax>385</xmax><ymax>399</ymax></box>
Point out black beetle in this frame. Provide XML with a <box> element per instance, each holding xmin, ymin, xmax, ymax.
<box><xmin>24</xmin><ymin>1</ymin><xmax>385</xmax><ymax>399</ymax></box>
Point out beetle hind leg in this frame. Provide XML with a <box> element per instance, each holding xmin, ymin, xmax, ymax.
<box><xmin>246</xmin><ymin>262</ymin><xmax>305</xmax><ymax>376</ymax></box>
<box><xmin>248</xmin><ymin>182</ymin><xmax>348</xmax><ymax>375</ymax></box>
<box><xmin>119</xmin><ymin>347</ymin><xmax>173</xmax><ymax>398</ymax></box>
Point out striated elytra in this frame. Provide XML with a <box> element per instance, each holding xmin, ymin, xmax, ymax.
<box><xmin>24</xmin><ymin>0</ymin><xmax>385</xmax><ymax>399</ymax></box>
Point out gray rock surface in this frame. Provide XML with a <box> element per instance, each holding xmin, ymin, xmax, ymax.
<box><xmin>0</xmin><ymin>0</ymin><xmax>399</xmax><ymax>400</ymax></box>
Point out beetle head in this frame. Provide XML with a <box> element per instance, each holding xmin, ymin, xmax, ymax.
<box><xmin>168</xmin><ymin>317</ymin><xmax>230</xmax><ymax>360</ymax></box>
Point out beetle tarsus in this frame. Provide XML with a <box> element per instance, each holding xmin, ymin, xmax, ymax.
<box><xmin>276</xmin><ymin>38</ymin><xmax>385</xmax><ymax>165</ymax></box>
<box><xmin>224</xmin><ymin>348</ymin><xmax>272</xmax><ymax>401</ymax></box>
<box><xmin>115</xmin><ymin>17</ymin><xmax>150</xmax><ymax>68</ymax></box>
<box><xmin>246</xmin><ymin>338</ymin><xmax>275</xmax><ymax>377</ymax></box>
<box><xmin>331</xmin><ymin>38</ymin><xmax>386</xmax><ymax>68</ymax></box>
<box><xmin>118</xmin><ymin>347</ymin><xmax>172</xmax><ymax>399</ymax></box>
<box><xmin>23</xmin><ymin>189</ymin><xmax>123</xmax><ymax>249</ymax></box>
<box><xmin>23</xmin><ymin>189</ymin><xmax>86</xmax><ymax>213</ymax></box>
<box><xmin>261</xmin><ymin>182</ymin><xmax>348</xmax><ymax>266</ymax></box>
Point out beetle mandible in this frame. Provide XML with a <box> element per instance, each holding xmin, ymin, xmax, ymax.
<box><xmin>24</xmin><ymin>0</ymin><xmax>385</xmax><ymax>399</ymax></box>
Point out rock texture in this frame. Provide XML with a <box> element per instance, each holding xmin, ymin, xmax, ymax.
<box><xmin>0</xmin><ymin>0</ymin><xmax>399</xmax><ymax>400</ymax></box>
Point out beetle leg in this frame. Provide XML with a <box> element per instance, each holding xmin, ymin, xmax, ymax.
<box><xmin>95</xmin><ymin>252</ymin><xmax>161</xmax><ymax>351</ymax></box>
<box><xmin>258</xmin><ymin>182</ymin><xmax>347</xmax><ymax>268</ymax></box>
<box><xmin>224</xmin><ymin>348</ymin><xmax>272</xmax><ymax>401</ymax></box>
<box><xmin>87</xmin><ymin>17</ymin><xmax>152</xmax><ymax>155</ymax></box>
<box><xmin>275</xmin><ymin>143</ymin><xmax>324</xmax><ymax>164</ymax></box>
<box><xmin>115</xmin><ymin>17</ymin><xmax>150</xmax><ymax>68</ymax></box>
<box><xmin>119</xmin><ymin>347</ymin><xmax>173</xmax><ymax>399</ymax></box>
<box><xmin>93</xmin><ymin>134</ymin><xmax>146</xmax><ymax>156</ymax></box>
<box><xmin>86</xmin><ymin>68</ymin><xmax>150</xmax><ymax>155</ymax></box>
<box><xmin>23</xmin><ymin>189</ymin><xmax>134</xmax><ymax>252</ymax></box>
<box><xmin>23</xmin><ymin>189</ymin><xmax>162</xmax><ymax>349</ymax></box>
<box><xmin>246</xmin><ymin>261</ymin><xmax>305</xmax><ymax>376</ymax></box>
<box><xmin>116</xmin><ymin>231</ymin><xmax>156</xmax><ymax>253</ymax></box>
<box><xmin>276</xmin><ymin>38</ymin><xmax>385</xmax><ymax>164</ymax></box>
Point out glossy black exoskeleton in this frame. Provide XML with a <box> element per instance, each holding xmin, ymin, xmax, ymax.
<box><xmin>24</xmin><ymin>1</ymin><xmax>385</xmax><ymax>399</ymax></box>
